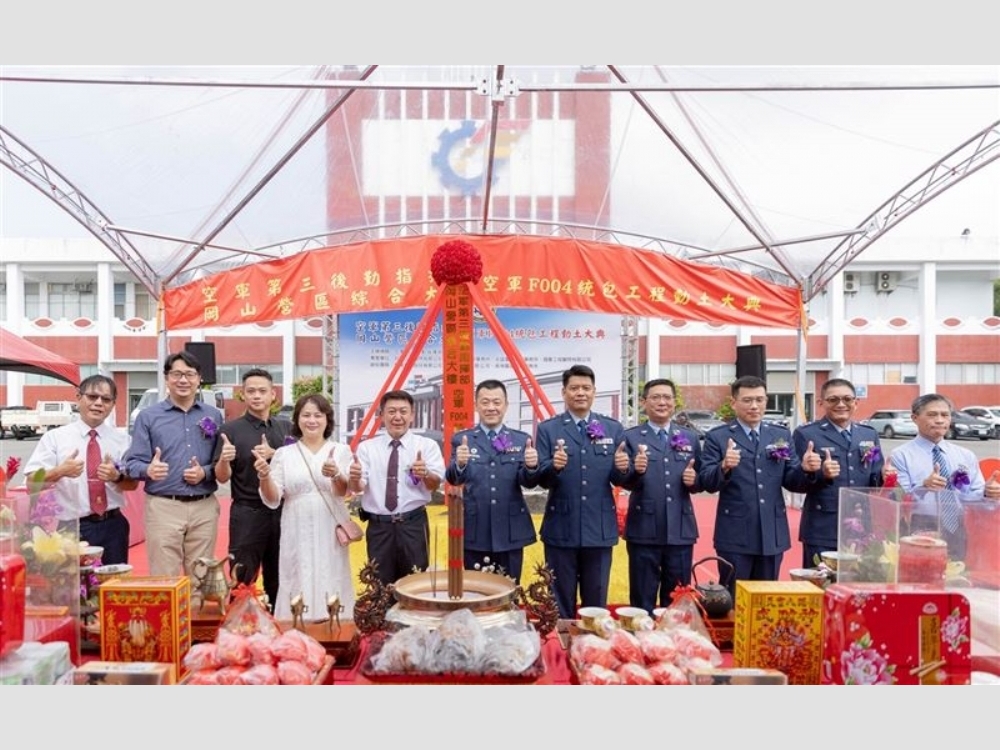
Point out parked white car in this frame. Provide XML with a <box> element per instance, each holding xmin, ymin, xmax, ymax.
<box><xmin>2</xmin><ymin>400</ymin><xmax>79</xmax><ymax>439</ymax></box>
<box><xmin>862</xmin><ymin>409</ymin><xmax>918</xmax><ymax>439</ymax></box>
<box><xmin>959</xmin><ymin>406</ymin><xmax>1000</xmax><ymax>439</ymax></box>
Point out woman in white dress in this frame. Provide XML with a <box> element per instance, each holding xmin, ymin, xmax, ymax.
<box><xmin>257</xmin><ymin>393</ymin><xmax>356</xmax><ymax>622</ymax></box>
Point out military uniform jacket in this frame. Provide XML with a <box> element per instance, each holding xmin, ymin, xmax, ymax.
<box><xmin>534</xmin><ymin>411</ymin><xmax>628</xmax><ymax>548</ymax></box>
<box><xmin>620</xmin><ymin>423</ymin><xmax>704</xmax><ymax>546</ymax></box>
<box><xmin>792</xmin><ymin>419</ymin><xmax>884</xmax><ymax>548</ymax></box>
<box><xmin>444</xmin><ymin>425</ymin><xmax>537</xmax><ymax>553</ymax></box>
<box><xmin>699</xmin><ymin>421</ymin><xmax>816</xmax><ymax>556</ymax></box>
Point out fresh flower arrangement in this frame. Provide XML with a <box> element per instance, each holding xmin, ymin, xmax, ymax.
<box><xmin>585</xmin><ymin>420</ymin><xmax>606</xmax><ymax>441</ymax></box>
<box><xmin>491</xmin><ymin>432</ymin><xmax>514</xmax><ymax>453</ymax></box>
<box><xmin>950</xmin><ymin>467</ymin><xmax>971</xmax><ymax>490</ymax></box>
<box><xmin>430</xmin><ymin>239</ymin><xmax>483</xmax><ymax>286</ymax></box>
<box><xmin>669</xmin><ymin>432</ymin><xmax>692</xmax><ymax>453</ymax></box>
<box><xmin>860</xmin><ymin>442</ymin><xmax>881</xmax><ymax>467</ymax></box>
<box><xmin>198</xmin><ymin>416</ymin><xmax>218</xmax><ymax>439</ymax></box>
<box><xmin>766</xmin><ymin>438</ymin><xmax>791</xmax><ymax>461</ymax></box>
<box><xmin>16</xmin><ymin>467</ymin><xmax>81</xmax><ymax>606</ymax></box>
<box><xmin>837</xmin><ymin>509</ymin><xmax>897</xmax><ymax>582</ymax></box>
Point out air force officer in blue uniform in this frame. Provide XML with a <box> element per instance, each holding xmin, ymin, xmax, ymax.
<box><xmin>534</xmin><ymin>364</ymin><xmax>629</xmax><ymax>618</ymax></box>
<box><xmin>699</xmin><ymin>376</ymin><xmax>820</xmax><ymax>598</ymax></box>
<box><xmin>792</xmin><ymin>378</ymin><xmax>884</xmax><ymax>568</ymax></box>
<box><xmin>445</xmin><ymin>379</ymin><xmax>538</xmax><ymax>582</ymax></box>
<box><xmin>620</xmin><ymin>378</ymin><xmax>704</xmax><ymax>613</ymax></box>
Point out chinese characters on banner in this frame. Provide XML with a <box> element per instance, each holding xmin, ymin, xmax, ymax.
<box><xmin>338</xmin><ymin>308</ymin><xmax>622</xmax><ymax>445</ymax></box>
<box><xmin>163</xmin><ymin>235</ymin><xmax>803</xmax><ymax>332</ymax></box>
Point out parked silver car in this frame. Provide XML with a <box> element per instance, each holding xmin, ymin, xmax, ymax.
<box><xmin>673</xmin><ymin>409</ymin><xmax>727</xmax><ymax>438</ymax></box>
<box><xmin>863</xmin><ymin>409</ymin><xmax>918</xmax><ymax>439</ymax></box>
<box><xmin>948</xmin><ymin>411</ymin><xmax>993</xmax><ymax>441</ymax></box>
<box><xmin>960</xmin><ymin>406</ymin><xmax>1000</xmax><ymax>439</ymax></box>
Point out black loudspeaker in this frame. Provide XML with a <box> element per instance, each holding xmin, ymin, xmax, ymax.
<box><xmin>735</xmin><ymin>344</ymin><xmax>767</xmax><ymax>381</ymax></box>
<box><xmin>184</xmin><ymin>342</ymin><xmax>217</xmax><ymax>385</ymax></box>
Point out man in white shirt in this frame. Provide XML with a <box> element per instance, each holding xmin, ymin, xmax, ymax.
<box><xmin>348</xmin><ymin>389</ymin><xmax>446</xmax><ymax>586</ymax></box>
<box><xmin>24</xmin><ymin>375</ymin><xmax>138</xmax><ymax>563</ymax></box>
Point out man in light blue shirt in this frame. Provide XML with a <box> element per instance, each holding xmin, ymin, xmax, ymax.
<box><xmin>890</xmin><ymin>393</ymin><xmax>1000</xmax><ymax>557</ymax></box>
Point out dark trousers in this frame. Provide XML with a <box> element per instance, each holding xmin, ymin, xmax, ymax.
<box><xmin>74</xmin><ymin>512</ymin><xmax>130</xmax><ymax>565</ymax></box>
<box><xmin>228</xmin><ymin>502</ymin><xmax>282</xmax><ymax>611</ymax></box>
<box><xmin>802</xmin><ymin>542</ymin><xmax>836</xmax><ymax>570</ymax></box>
<box><xmin>626</xmin><ymin>541</ymin><xmax>693</xmax><ymax>613</ymax></box>
<box><xmin>465</xmin><ymin>548</ymin><xmax>525</xmax><ymax>584</ymax></box>
<box><xmin>716</xmin><ymin>549</ymin><xmax>783</xmax><ymax>601</ymax></box>
<box><xmin>544</xmin><ymin>545</ymin><xmax>613</xmax><ymax>619</ymax></box>
<box><xmin>364</xmin><ymin>508</ymin><xmax>429</xmax><ymax>585</ymax></box>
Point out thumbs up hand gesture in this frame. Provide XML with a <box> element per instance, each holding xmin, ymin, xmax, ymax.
<box><xmin>682</xmin><ymin>458</ymin><xmax>697</xmax><ymax>487</ymax></box>
<box><xmin>924</xmin><ymin>463</ymin><xmax>949</xmax><ymax>491</ymax></box>
<box><xmin>634</xmin><ymin>443</ymin><xmax>648</xmax><ymax>474</ymax></box>
<box><xmin>801</xmin><ymin>440</ymin><xmax>822</xmax><ymax>473</ymax></box>
<box><xmin>614</xmin><ymin>441</ymin><xmax>630</xmax><ymax>472</ymax></box>
<box><xmin>409</xmin><ymin>450</ymin><xmax>426</xmax><ymax>482</ymax></box>
<box><xmin>219</xmin><ymin>433</ymin><xmax>237</xmax><ymax>463</ymax></box>
<box><xmin>456</xmin><ymin>435</ymin><xmax>471</xmax><ymax>469</ymax></box>
<box><xmin>723</xmin><ymin>438</ymin><xmax>741</xmax><ymax>470</ymax></box>
<box><xmin>322</xmin><ymin>447</ymin><xmax>341</xmax><ymax>479</ymax></box>
<box><xmin>96</xmin><ymin>452</ymin><xmax>119</xmax><ymax>482</ymax></box>
<box><xmin>985</xmin><ymin>470</ymin><xmax>1000</xmax><ymax>501</ymax></box>
<box><xmin>523</xmin><ymin>437</ymin><xmax>538</xmax><ymax>469</ymax></box>
<box><xmin>821</xmin><ymin>447</ymin><xmax>840</xmax><ymax>479</ymax></box>
<box><xmin>553</xmin><ymin>439</ymin><xmax>568</xmax><ymax>471</ymax></box>
<box><xmin>183</xmin><ymin>455</ymin><xmax>204</xmax><ymax>484</ymax></box>
<box><xmin>348</xmin><ymin>453</ymin><xmax>363</xmax><ymax>486</ymax></box>
<box><xmin>147</xmin><ymin>447</ymin><xmax>169</xmax><ymax>481</ymax></box>
<box><xmin>60</xmin><ymin>448</ymin><xmax>85</xmax><ymax>479</ymax></box>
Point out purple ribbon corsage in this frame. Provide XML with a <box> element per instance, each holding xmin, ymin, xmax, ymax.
<box><xmin>198</xmin><ymin>417</ymin><xmax>218</xmax><ymax>439</ymax></box>
<box><xmin>860</xmin><ymin>443</ymin><xmax>881</xmax><ymax>467</ymax></box>
<box><xmin>766</xmin><ymin>439</ymin><xmax>791</xmax><ymax>461</ymax></box>
<box><xmin>407</xmin><ymin>468</ymin><xmax>422</xmax><ymax>486</ymax></box>
<box><xmin>585</xmin><ymin>420</ymin><xmax>606</xmax><ymax>441</ymax></box>
<box><xmin>491</xmin><ymin>433</ymin><xmax>513</xmax><ymax>452</ymax></box>
<box><xmin>669</xmin><ymin>432</ymin><xmax>692</xmax><ymax>452</ymax></box>
<box><xmin>951</xmin><ymin>468</ymin><xmax>971</xmax><ymax>490</ymax></box>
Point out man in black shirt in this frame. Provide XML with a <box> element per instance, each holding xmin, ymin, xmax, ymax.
<box><xmin>213</xmin><ymin>368</ymin><xmax>291</xmax><ymax>611</ymax></box>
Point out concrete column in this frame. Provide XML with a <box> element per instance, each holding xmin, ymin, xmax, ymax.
<box><xmin>918</xmin><ymin>261</ymin><xmax>937</xmax><ymax>392</ymax></box>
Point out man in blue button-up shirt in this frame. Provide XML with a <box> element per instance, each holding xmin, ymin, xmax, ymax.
<box><xmin>620</xmin><ymin>378</ymin><xmax>704</xmax><ymax>612</ymax></box>
<box><xmin>445</xmin><ymin>379</ymin><xmax>538</xmax><ymax>582</ymax></box>
<box><xmin>533</xmin><ymin>364</ymin><xmax>629</xmax><ymax>619</ymax></box>
<box><xmin>124</xmin><ymin>351</ymin><xmax>222</xmax><ymax>577</ymax></box>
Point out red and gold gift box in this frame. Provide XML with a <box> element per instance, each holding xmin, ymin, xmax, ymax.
<box><xmin>0</xmin><ymin>554</ymin><xmax>27</xmax><ymax>660</ymax></box>
<box><xmin>733</xmin><ymin>581</ymin><xmax>824</xmax><ymax>685</ymax></box>
<box><xmin>822</xmin><ymin>583</ymin><xmax>971</xmax><ymax>685</ymax></box>
<box><xmin>99</xmin><ymin>575</ymin><xmax>191</xmax><ymax>678</ymax></box>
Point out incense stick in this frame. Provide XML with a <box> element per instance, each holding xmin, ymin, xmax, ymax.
<box><xmin>908</xmin><ymin>659</ymin><xmax>946</xmax><ymax>678</ymax></box>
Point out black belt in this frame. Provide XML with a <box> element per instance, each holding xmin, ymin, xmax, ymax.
<box><xmin>156</xmin><ymin>493</ymin><xmax>212</xmax><ymax>502</ymax></box>
<box><xmin>365</xmin><ymin>507</ymin><xmax>426</xmax><ymax>524</ymax></box>
<box><xmin>80</xmin><ymin>508</ymin><xmax>123</xmax><ymax>523</ymax></box>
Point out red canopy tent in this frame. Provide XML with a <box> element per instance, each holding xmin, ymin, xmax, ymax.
<box><xmin>0</xmin><ymin>327</ymin><xmax>80</xmax><ymax>385</ymax></box>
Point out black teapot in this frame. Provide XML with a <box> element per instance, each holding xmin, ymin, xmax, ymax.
<box><xmin>691</xmin><ymin>556</ymin><xmax>735</xmax><ymax>618</ymax></box>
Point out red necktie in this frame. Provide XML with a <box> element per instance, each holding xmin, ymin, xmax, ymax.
<box><xmin>87</xmin><ymin>429</ymin><xmax>108</xmax><ymax>515</ymax></box>
<box><xmin>386</xmin><ymin>439</ymin><xmax>400</xmax><ymax>512</ymax></box>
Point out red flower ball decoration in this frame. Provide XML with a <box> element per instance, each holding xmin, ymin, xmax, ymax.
<box><xmin>431</xmin><ymin>240</ymin><xmax>483</xmax><ymax>286</ymax></box>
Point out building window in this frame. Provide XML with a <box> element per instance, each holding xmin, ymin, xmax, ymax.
<box><xmin>937</xmin><ymin>363</ymin><xmax>998</xmax><ymax>384</ymax></box>
<box><xmin>47</xmin><ymin>282</ymin><xmax>97</xmax><ymax>320</ymax></box>
<box><xmin>114</xmin><ymin>283</ymin><xmax>126</xmax><ymax>319</ymax></box>
<box><xmin>135</xmin><ymin>289</ymin><xmax>154</xmax><ymax>320</ymax></box>
<box><xmin>24</xmin><ymin>282</ymin><xmax>40</xmax><ymax>319</ymax></box>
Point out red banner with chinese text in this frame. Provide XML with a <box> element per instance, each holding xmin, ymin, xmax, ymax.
<box><xmin>441</xmin><ymin>284</ymin><xmax>474</xmax><ymax>465</ymax></box>
<box><xmin>163</xmin><ymin>235</ymin><xmax>802</xmax><ymax>330</ymax></box>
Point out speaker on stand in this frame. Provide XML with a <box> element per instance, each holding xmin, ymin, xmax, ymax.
<box><xmin>184</xmin><ymin>342</ymin><xmax>217</xmax><ymax>385</ymax></box>
<box><xmin>735</xmin><ymin>344</ymin><xmax>767</xmax><ymax>381</ymax></box>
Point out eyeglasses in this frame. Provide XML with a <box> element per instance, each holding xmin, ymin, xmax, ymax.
<box><xmin>645</xmin><ymin>394</ymin><xmax>675</xmax><ymax>402</ymax></box>
<box><xmin>167</xmin><ymin>370</ymin><xmax>200</xmax><ymax>381</ymax></box>
<box><xmin>81</xmin><ymin>393</ymin><xmax>114</xmax><ymax>405</ymax></box>
<box><xmin>824</xmin><ymin>396</ymin><xmax>857</xmax><ymax>406</ymax></box>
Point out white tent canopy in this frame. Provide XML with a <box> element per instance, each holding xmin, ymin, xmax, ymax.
<box><xmin>1</xmin><ymin>65</ymin><xmax>998</xmax><ymax>300</ymax></box>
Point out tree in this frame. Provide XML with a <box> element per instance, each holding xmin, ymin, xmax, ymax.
<box><xmin>291</xmin><ymin>375</ymin><xmax>332</xmax><ymax>404</ymax></box>
<box><xmin>994</xmin><ymin>279</ymin><xmax>1000</xmax><ymax>316</ymax></box>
